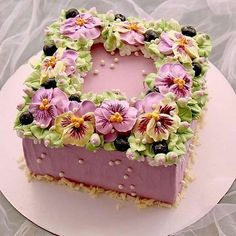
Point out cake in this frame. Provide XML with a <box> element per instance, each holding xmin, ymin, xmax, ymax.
<box><xmin>14</xmin><ymin>8</ymin><xmax>212</xmax><ymax>207</ymax></box>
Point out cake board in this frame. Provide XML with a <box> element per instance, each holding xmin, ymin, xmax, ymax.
<box><xmin>0</xmin><ymin>62</ymin><xmax>235</xmax><ymax>236</ymax></box>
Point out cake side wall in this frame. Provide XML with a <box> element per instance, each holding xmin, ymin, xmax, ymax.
<box><xmin>22</xmin><ymin>138</ymin><xmax>183</xmax><ymax>204</ymax></box>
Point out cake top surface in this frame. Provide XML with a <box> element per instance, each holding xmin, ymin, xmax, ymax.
<box><xmin>15</xmin><ymin>7</ymin><xmax>212</xmax><ymax>167</ymax></box>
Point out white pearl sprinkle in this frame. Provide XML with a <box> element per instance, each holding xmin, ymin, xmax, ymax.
<box><xmin>114</xmin><ymin>58</ymin><xmax>119</xmax><ymax>63</ymax></box>
<box><xmin>50</xmin><ymin>125</ymin><xmax>56</xmax><ymax>131</ymax></box>
<box><xmin>157</xmin><ymin>122</ymin><xmax>161</xmax><ymax>127</ymax></box>
<box><xmin>110</xmin><ymin>64</ymin><xmax>115</xmax><ymax>69</ymax></box>
<box><xmin>142</xmin><ymin>70</ymin><xmax>147</xmax><ymax>76</ymax></box>
<box><xmin>93</xmin><ymin>69</ymin><xmax>99</xmax><ymax>75</ymax></box>
<box><xmin>40</xmin><ymin>153</ymin><xmax>46</xmax><ymax>159</ymax></box>
<box><xmin>73</xmin><ymin>108</ymin><xmax>79</xmax><ymax>113</ymax></box>
<box><xmin>108</xmin><ymin>160</ymin><xmax>114</xmax><ymax>166</ymax></box>
<box><xmin>115</xmin><ymin>160</ymin><xmax>121</xmax><ymax>165</ymax></box>
<box><xmin>33</xmin><ymin>139</ymin><xmax>38</xmax><ymax>144</ymax></box>
<box><xmin>118</xmin><ymin>184</ymin><xmax>124</xmax><ymax>189</ymax></box>
<box><xmin>44</xmin><ymin>140</ymin><xmax>50</xmax><ymax>147</ymax></box>
<box><xmin>124</xmin><ymin>174</ymin><xmax>129</xmax><ymax>180</ymax></box>
<box><xmin>110</xmin><ymin>51</ymin><xmax>115</xmax><ymax>55</ymax></box>
<box><xmin>135</xmin><ymin>138</ymin><xmax>140</xmax><ymax>144</ymax></box>
<box><xmin>130</xmin><ymin>184</ymin><xmax>135</xmax><ymax>190</ymax></box>
<box><xmin>36</xmin><ymin>158</ymin><xmax>42</xmax><ymax>164</ymax></box>
<box><xmin>100</xmin><ymin>60</ymin><xmax>105</xmax><ymax>66</ymax></box>
<box><xmin>127</xmin><ymin>167</ymin><xmax>133</xmax><ymax>172</ymax></box>
<box><xmin>111</xmin><ymin>129</ymin><xmax>115</xmax><ymax>133</ymax></box>
<box><xmin>142</xmin><ymin>139</ymin><xmax>147</xmax><ymax>144</ymax></box>
<box><xmin>78</xmin><ymin>159</ymin><xmax>84</xmax><ymax>164</ymax></box>
<box><xmin>59</xmin><ymin>172</ymin><xmax>64</xmax><ymax>178</ymax></box>
<box><xmin>70</xmin><ymin>66</ymin><xmax>75</xmax><ymax>70</ymax></box>
<box><xmin>170</xmin><ymin>111</ymin><xmax>175</xmax><ymax>116</ymax></box>
<box><xmin>79</xmin><ymin>183</ymin><xmax>84</xmax><ymax>187</ymax></box>
<box><xmin>134</xmin><ymin>51</ymin><xmax>139</xmax><ymax>56</ymax></box>
<box><xmin>131</xmin><ymin>192</ymin><xmax>136</xmax><ymax>196</ymax></box>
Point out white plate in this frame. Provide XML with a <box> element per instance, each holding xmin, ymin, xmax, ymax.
<box><xmin>0</xmin><ymin>63</ymin><xmax>236</xmax><ymax>236</ymax></box>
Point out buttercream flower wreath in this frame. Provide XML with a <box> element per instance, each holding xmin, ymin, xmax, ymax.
<box><xmin>15</xmin><ymin>8</ymin><xmax>212</xmax><ymax>166</ymax></box>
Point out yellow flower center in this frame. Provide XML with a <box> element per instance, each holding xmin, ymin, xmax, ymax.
<box><xmin>76</xmin><ymin>17</ymin><xmax>87</xmax><ymax>26</ymax></box>
<box><xmin>109</xmin><ymin>112</ymin><xmax>123</xmax><ymax>123</ymax></box>
<box><xmin>39</xmin><ymin>98</ymin><xmax>50</xmax><ymax>111</ymax></box>
<box><xmin>173</xmin><ymin>77</ymin><xmax>186</xmax><ymax>89</ymax></box>
<box><xmin>46</xmin><ymin>56</ymin><xmax>57</xmax><ymax>68</ymax></box>
<box><xmin>71</xmin><ymin>116</ymin><xmax>84</xmax><ymax>128</ymax></box>
<box><xmin>177</xmin><ymin>37</ymin><xmax>188</xmax><ymax>47</ymax></box>
<box><xmin>128</xmin><ymin>22</ymin><xmax>139</xmax><ymax>31</ymax></box>
<box><xmin>146</xmin><ymin>110</ymin><xmax>160</xmax><ymax>121</ymax></box>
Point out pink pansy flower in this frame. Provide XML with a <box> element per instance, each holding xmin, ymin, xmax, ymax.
<box><xmin>134</xmin><ymin>92</ymin><xmax>179</xmax><ymax>142</ymax></box>
<box><xmin>158</xmin><ymin>30</ymin><xmax>199</xmax><ymax>63</ymax></box>
<box><xmin>60</xmin><ymin>13</ymin><xmax>101</xmax><ymax>40</ymax></box>
<box><xmin>114</xmin><ymin>21</ymin><xmax>145</xmax><ymax>45</ymax></box>
<box><xmin>155</xmin><ymin>63</ymin><xmax>192</xmax><ymax>98</ymax></box>
<box><xmin>29</xmin><ymin>88</ymin><xmax>69</xmax><ymax>128</ymax></box>
<box><xmin>41</xmin><ymin>48</ymin><xmax>78</xmax><ymax>82</ymax></box>
<box><xmin>55</xmin><ymin>100</ymin><xmax>96</xmax><ymax>146</ymax></box>
<box><xmin>94</xmin><ymin>100</ymin><xmax>138</xmax><ymax>142</ymax></box>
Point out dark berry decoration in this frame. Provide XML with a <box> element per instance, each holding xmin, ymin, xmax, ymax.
<box><xmin>41</xmin><ymin>79</ymin><xmax>57</xmax><ymax>89</ymax></box>
<box><xmin>144</xmin><ymin>29</ymin><xmax>159</xmax><ymax>42</ymax></box>
<box><xmin>43</xmin><ymin>45</ymin><xmax>57</xmax><ymax>56</ymax></box>
<box><xmin>152</xmin><ymin>140</ymin><xmax>168</xmax><ymax>154</ymax></box>
<box><xmin>65</xmin><ymin>8</ymin><xmax>79</xmax><ymax>19</ymax></box>
<box><xmin>114</xmin><ymin>136</ymin><xmax>130</xmax><ymax>152</ymax></box>
<box><xmin>146</xmin><ymin>86</ymin><xmax>160</xmax><ymax>95</ymax></box>
<box><xmin>69</xmin><ymin>94</ymin><xmax>81</xmax><ymax>103</ymax></box>
<box><xmin>192</xmin><ymin>62</ymin><xmax>202</xmax><ymax>77</ymax></box>
<box><xmin>114</xmin><ymin>13</ymin><xmax>126</xmax><ymax>22</ymax></box>
<box><xmin>19</xmin><ymin>111</ymin><xmax>34</xmax><ymax>125</ymax></box>
<box><xmin>181</xmin><ymin>26</ymin><xmax>197</xmax><ymax>37</ymax></box>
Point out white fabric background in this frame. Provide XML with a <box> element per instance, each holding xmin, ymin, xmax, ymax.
<box><xmin>0</xmin><ymin>0</ymin><xmax>235</xmax><ymax>235</ymax></box>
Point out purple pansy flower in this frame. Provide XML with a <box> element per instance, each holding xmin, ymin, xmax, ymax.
<box><xmin>29</xmin><ymin>88</ymin><xmax>69</xmax><ymax>128</ymax></box>
<box><xmin>155</xmin><ymin>63</ymin><xmax>192</xmax><ymax>98</ymax></box>
<box><xmin>133</xmin><ymin>92</ymin><xmax>179</xmax><ymax>142</ymax></box>
<box><xmin>94</xmin><ymin>100</ymin><xmax>138</xmax><ymax>142</ymax></box>
<box><xmin>114</xmin><ymin>21</ymin><xmax>145</xmax><ymax>45</ymax></box>
<box><xmin>158</xmin><ymin>30</ymin><xmax>199</xmax><ymax>63</ymax></box>
<box><xmin>60</xmin><ymin>13</ymin><xmax>101</xmax><ymax>40</ymax></box>
<box><xmin>55</xmin><ymin>100</ymin><xmax>96</xmax><ymax>146</ymax></box>
<box><xmin>41</xmin><ymin>48</ymin><xmax>78</xmax><ymax>81</ymax></box>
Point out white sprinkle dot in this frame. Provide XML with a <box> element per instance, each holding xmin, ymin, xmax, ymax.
<box><xmin>93</xmin><ymin>69</ymin><xmax>99</xmax><ymax>75</ymax></box>
<box><xmin>130</xmin><ymin>184</ymin><xmax>135</xmax><ymax>190</ymax></box>
<box><xmin>100</xmin><ymin>60</ymin><xmax>105</xmax><ymax>66</ymax></box>
<box><xmin>142</xmin><ymin>139</ymin><xmax>147</xmax><ymax>144</ymax></box>
<box><xmin>110</xmin><ymin>51</ymin><xmax>115</xmax><ymax>55</ymax></box>
<box><xmin>78</xmin><ymin>159</ymin><xmax>84</xmax><ymax>164</ymax></box>
<box><xmin>108</xmin><ymin>161</ymin><xmax>114</xmax><ymax>166</ymax></box>
<box><xmin>170</xmin><ymin>111</ymin><xmax>175</xmax><ymax>116</ymax></box>
<box><xmin>134</xmin><ymin>51</ymin><xmax>139</xmax><ymax>56</ymax></box>
<box><xmin>36</xmin><ymin>158</ymin><xmax>42</xmax><ymax>164</ymax></box>
<box><xmin>40</xmin><ymin>153</ymin><xmax>46</xmax><ymax>159</ymax></box>
<box><xmin>59</xmin><ymin>172</ymin><xmax>64</xmax><ymax>178</ymax></box>
<box><xmin>157</xmin><ymin>122</ymin><xmax>161</xmax><ymax>127</ymax></box>
<box><xmin>142</xmin><ymin>70</ymin><xmax>147</xmax><ymax>76</ymax></box>
<box><xmin>115</xmin><ymin>160</ymin><xmax>121</xmax><ymax>165</ymax></box>
<box><xmin>33</xmin><ymin>139</ymin><xmax>38</xmax><ymax>144</ymax></box>
<box><xmin>127</xmin><ymin>167</ymin><xmax>132</xmax><ymax>172</ymax></box>
<box><xmin>118</xmin><ymin>184</ymin><xmax>124</xmax><ymax>189</ymax></box>
<box><xmin>124</xmin><ymin>174</ymin><xmax>129</xmax><ymax>180</ymax></box>
<box><xmin>111</xmin><ymin>128</ymin><xmax>115</xmax><ymax>133</ymax></box>
<box><xmin>79</xmin><ymin>183</ymin><xmax>84</xmax><ymax>187</ymax></box>
<box><xmin>114</xmin><ymin>57</ymin><xmax>119</xmax><ymax>63</ymax></box>
<box><xmin>131</xmin><ymin>192</ymin><xmax>136</xmax><ymax>196</ymax></box>
<box><xmin>110</xmin><ymin>64</ymin><xmax>115</xmax><ymax>69</ymax></box>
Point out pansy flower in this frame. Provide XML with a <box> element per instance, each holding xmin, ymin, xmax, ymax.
<box><xmin>158</xmin><ymin>30</ymin><xmax>199</xmax><ymax>63</ymax></box>
<box><xmin>29</xmin><ymin>88</ymin><xmax>69</xmax><ymax>128</ymax></box>
<box><xmin>134</xmin><ymin>92</ymin><xmax>180</xmax><ymax>142</ymax></box>
<box><xmin>114</xmin><ymin>21</ymin><xmax>145</xmax><ymax>45</ymax></box>
<box><xmin>94</xmin><ymin>100</ymin><xmax>138</xmax><ymax>142</ymax></box>
<box><xmin>41</xmin><ymin>48</ymin><xmax>78</xmax><ymax>83</ymax></box>
<box><xmin>155</xmin><ymin>63</ymin><xmax>192</xmax><ymax>98</ymax></box>
<box><xmin>60</xmin><ymin>13</ymin><xmax>101</xmax><ymax>40</ymax></box>
<box><xmin>55</xmin><ymin>100</ymin><xmax>96</xmax><ymax>146</ymax></box>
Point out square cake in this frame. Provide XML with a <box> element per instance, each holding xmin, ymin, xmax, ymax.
<box><xmin>15</xmin><ymin>8</ymin><xmax>212</xmax><ymax>207</ymax></box>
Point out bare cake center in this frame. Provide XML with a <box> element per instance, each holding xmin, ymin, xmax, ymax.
<box><xmin>82</xmin><ymin>44</ymin><xmax>156</xmax><ymax>98</ymax></box>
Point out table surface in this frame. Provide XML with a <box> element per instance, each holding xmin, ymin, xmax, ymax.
<box><xmin>0</xmin><ymin>0</ymin><xmax>236</xmax><ymax>236</ymax></box>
